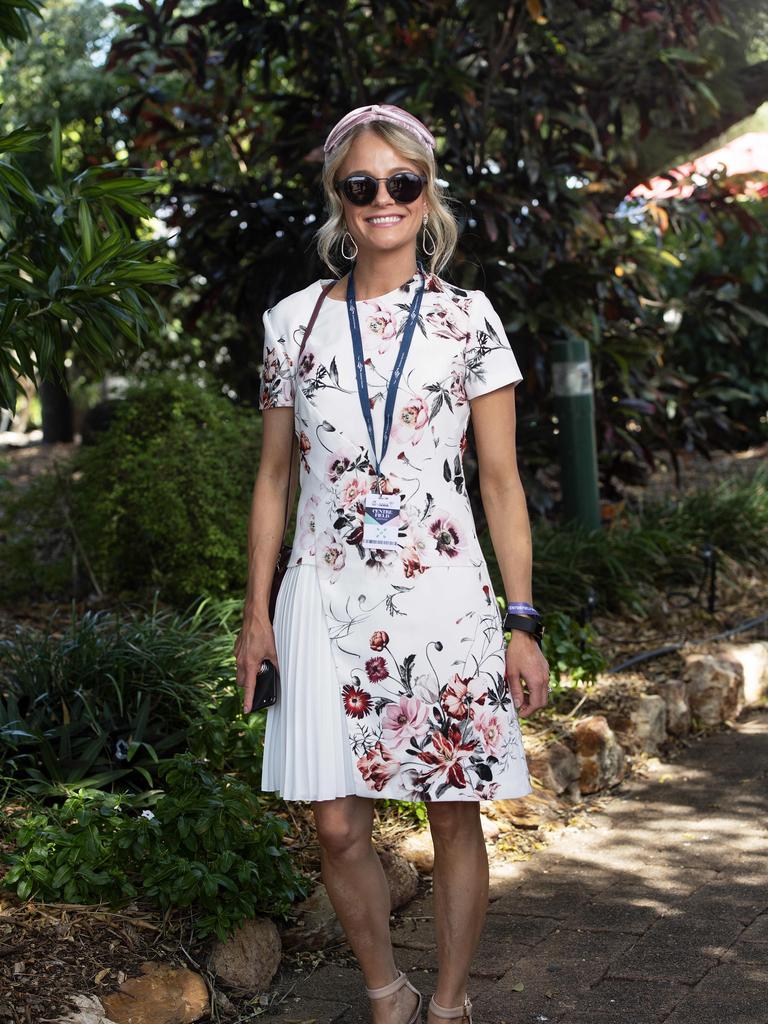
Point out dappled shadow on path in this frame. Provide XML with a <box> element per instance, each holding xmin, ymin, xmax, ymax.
<box><xmin>264</xmin><ymin>710</ymin><xmax>768</xmax><ymax>1024</ymax></box>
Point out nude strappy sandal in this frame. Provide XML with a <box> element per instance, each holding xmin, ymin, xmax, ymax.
<box><xmin>428</xmin><ymin>994</ymin><xmax>473</xmax><ymax>1024</ymax></box>
<box><xmin>366</xmin><ymin>970</ymin><xmax>423</xmax><ymax>1024</ymax></box>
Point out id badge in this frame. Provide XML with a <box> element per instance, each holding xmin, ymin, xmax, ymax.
<box><xmin>362</xmin><ymin>492</ymin><xmax>402</xmax><ymax>550</ymax></box>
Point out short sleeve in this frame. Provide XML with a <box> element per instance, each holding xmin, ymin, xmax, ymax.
<box><xmin>258</xmin><ymin>305</ymin><xmax>296</xmax><ymax>411</ymax></box>
<box><xmin>464</xmin><ymin>290</ymin><xmax>523</xmax><ymax>401</ymax></box>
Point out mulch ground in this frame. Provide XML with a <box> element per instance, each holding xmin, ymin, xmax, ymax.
<box><xmin>0</xmin><ymin>438</ymin><xmax>766</xmax><ymax>1023</ymax></box>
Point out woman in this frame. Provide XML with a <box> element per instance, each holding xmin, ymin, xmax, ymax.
<box><xmin>235</xmin><ymin>104</ymin><xmax>550</xmax><ymax>1024</ymax></box>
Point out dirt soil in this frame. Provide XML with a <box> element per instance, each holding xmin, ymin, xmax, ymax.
<box><xmin>0</xmin><ymin>438</ymin><xmax>766</xmax><ymax>1023</ymax></box>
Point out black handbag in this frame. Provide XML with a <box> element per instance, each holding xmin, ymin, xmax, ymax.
<box><xmin>252</xmin><ymin>280</ymin><xmax>335</xmax><ymax>713</ymax></box>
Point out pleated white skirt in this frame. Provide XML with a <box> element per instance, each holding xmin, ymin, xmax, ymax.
<box><xmin>260</xmin><ymin>565</ymin><xmax>359</xmax><ymax>802</ymax></box>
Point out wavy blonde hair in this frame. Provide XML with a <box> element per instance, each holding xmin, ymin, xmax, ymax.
<box><xmin>315</xmin><ymin>121</ymin><xmax>459</xmax><ymax>279</ymax></box>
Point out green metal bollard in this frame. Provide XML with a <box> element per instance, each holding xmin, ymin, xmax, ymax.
<box><xmin>551</xmin><ymin>338</ymin><xmax>601</xmax><ymax>530</ymax></box>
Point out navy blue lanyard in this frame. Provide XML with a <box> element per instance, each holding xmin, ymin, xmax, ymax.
<box><xmin>346</xmin><ymin>261</ymin><xmax>426</xmax><ymax>489</ymax></box>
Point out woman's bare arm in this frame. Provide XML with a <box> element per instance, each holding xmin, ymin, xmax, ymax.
<box><xmin>469</xmin><ymin>384</ymin><xmax>549</xmax><ymax>716</ymax></box>
<box><xmin>235</xmin><ymin>406</ymin><xmax>297</xmax><ymax>711</ymax></box>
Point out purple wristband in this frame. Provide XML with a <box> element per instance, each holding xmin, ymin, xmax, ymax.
<box><xmin>506</xmin><ymin>602</ymin><xmax>540</xmax><ymax>618</ymax></box>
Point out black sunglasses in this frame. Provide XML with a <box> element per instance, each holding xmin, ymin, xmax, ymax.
<box><xmin>334</xmin><ymin>171</ymin><xmax>428</xmax><ymax>206</ymax></box>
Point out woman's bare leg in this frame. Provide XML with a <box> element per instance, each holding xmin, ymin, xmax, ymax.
<box><xmin>312</xmin><ymin>795</ymin><xmax>420</xmax><ymax>1024</ymax></box>
<box><xmin>426</xmin><ymin>801</ymin><xmax>488</xmax><ymax>1018</ymax></box>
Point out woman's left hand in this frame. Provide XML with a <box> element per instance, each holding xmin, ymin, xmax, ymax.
<box><xmin>505</xmin><ymin>629</ymin><xmax>550</xmax><ymax>717</ymax></box>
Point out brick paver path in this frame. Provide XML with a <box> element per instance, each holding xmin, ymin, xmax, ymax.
<box><xmin>266</xmin><ymin>708</ymin><xmax>768</xmax><ymax>1024</ymax></box>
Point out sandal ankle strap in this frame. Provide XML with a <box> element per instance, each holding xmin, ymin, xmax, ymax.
<box><xmin>366</xmin><ymin>969</ymin><xmax>408</xmax><ymax>1000</ymax></box>
<box><xmin>429</xmin><ymin>994</ymin><xmax>472</xmax><ymax>1020</ymax></box>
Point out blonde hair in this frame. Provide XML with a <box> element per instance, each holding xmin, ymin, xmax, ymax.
<box><xmin>315</xmin><ymin>121</ymin><xmax>459</xmax><ymax>279</ymax></box>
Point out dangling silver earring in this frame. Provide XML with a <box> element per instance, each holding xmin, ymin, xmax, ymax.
<box><xmin>421</xmin><ymin>214</ymin><xmax>436</xmax><ymax>256</ymax></box>
<box><xmin>341</xmin><ymin>230</ymin><xmax>359</xmax><ymax>260</ymax></box>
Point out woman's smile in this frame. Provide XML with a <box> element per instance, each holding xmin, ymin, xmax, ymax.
<box><xmin>365</xmin><ymin>213</ymin><xmax>406</xmax><ymax>227</ymax></box>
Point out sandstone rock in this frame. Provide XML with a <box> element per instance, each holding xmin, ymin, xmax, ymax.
<box><xmin>278</xmin><ymin>883</ymin><xmax>344</xmax><ymax>952</ymax></box>
<box><xmin>54</xmin><ymin>994</ymin><xmax>117</xmax><ymax>1024</ymax></box>
<box><xmin>525</xmin><ymin>739</ymin><xmax>581</xmax><ymax>794</ymax></box>
<box><xmin>630</xmin><ymin>693</ymin><xmax>667</xmax><ymax>754</ymax></box>
<box><xmin>101</xmin><ymin>963</ymin><xmax>208</xmax><ymax>1024</ymax></box>
<box><xmin>483</xmin><ymin>788</ymin><xmax>566</xmax><ymax>829</ymax></box>
<box><xmin>572</xmin><ymin>715</ymin><xmax>625</xmax><ymax>793</ymax></box>
<box><xmin>397</xmin><ymin>830</ymin><xmax>435</xmax><ymax>874</ymax></box>
<box><xmin>649</xmin><ymin>678</ymin><xmax>691</xmax><ymax>736</ymax></box>
<box><xmin>209</xmin><ymin>915</ymin><xmax>281</xmax><ymax>992</ymax></box>
<box><xmin>683</xmin><ymin>654</ymin><xmax>744</xmax><ymax>727</ymax></box>
<box><xmin>379</xmin><ymin>848</ymin><xmax>419</xmax><ymax>910</ymax></box>
<box><xmin>719</xmin><ymin>641</ymin><xmax>768</xmax><ymax>705</ymax></box>
<box><xmin>480</xmin><ymin>812</ymin><xmax>502</xmax><ymax>839</ymax></box>
<box><xmin>572</xmin><ymin>674</ymin><xmax>667</xmax><ymax>753</ymax></box>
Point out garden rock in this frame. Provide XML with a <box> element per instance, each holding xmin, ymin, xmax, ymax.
<box><xmin>101</xmin><ymin>962</ymin><xmax>208</xmax><ymax>1024</ymax></box>
<box><xmin>525</xmin><ymin>738</ymin><xmax>581</xmax><ymax>794</ymax></box>
<box><xmin>483</xmin><ymin>788</ymin><xmax>566</xmax><ymax>828</ymax></box>
<box><xmin>575</xmin><ymin>674</ymin><xmax>665</xmax><ymax>752</ymax></box>
<box><xmin>683</xmin><ymin>654</ymin><xmax>744</xmax><ymax>726</ymax></box>
<box><xmin>720</xmin><ymin>641</ymin><xmax>768</xmax><ymax>704</ymax></box>
<box><xmin>209</xmin><ymin>915</ymin><xmax>281</xmax><ymax>992</ymax></box>
<box><xmin>649</xmin><ymin>678</ymin><xmax>691</xmax><ymax>736</ymax></box>
<box><xmin>480</xmin><ymin>812</ymin><xmax>503</xmax><ymax>839</ymax></box>
<box><xmin>54</xmin><ymin>994</ymin><xmax>118</xmax><ymax>1024</ymax></box>
<box><xmin>279</xmin><ymin>883</ymin><xmax>345</xmax><ymax>952</ymax></box>
<box><xmin>397</xmin><ymin>830</ymin><xmax>435</xmax><ymax>874</ymax></box>
<box><xmin>572</xmin><ymin>715</ymin><xmax>625</xmax><ymax>793</ymax></box>
<box><xmin>629</xmin><ymin>693</ymin><xmax>667</xmax><ymax>753</ymax></box>
<box><xmin>379</xmin><ymin>848</ymin><xmax>419</xmax><ymax>910</ymax></box>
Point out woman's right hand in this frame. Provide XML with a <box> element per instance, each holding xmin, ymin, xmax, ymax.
<box><xmin>234</xmin><ymin>616</ymin><xmax>279</xmax><ymax>714</ymax></box>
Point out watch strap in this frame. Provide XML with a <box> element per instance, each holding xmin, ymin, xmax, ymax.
<box><xmin>503</xmin><ymin>611</ymin><xmax>544</xmax><ymax>647</ymax></box>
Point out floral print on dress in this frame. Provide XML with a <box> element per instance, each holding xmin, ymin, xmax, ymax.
<box><xmin>258</xmin><ymin>270</ymin><xmax>531</xmax><ymax>801</ymax></box>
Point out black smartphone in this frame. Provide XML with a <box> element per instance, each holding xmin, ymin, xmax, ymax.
<box><xmin>250</xmin><ymin>658</ymin><xmax>280</xmax><ymax>712</ymax></box>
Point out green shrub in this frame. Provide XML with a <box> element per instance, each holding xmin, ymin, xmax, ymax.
<box><xmin>534</xmin><ymin>610</ymin><xmax>606</xmax><ymax>692</ymax></box>
<box><xmin>483</xmin><ymin>463</ymin><xmax>768</xmax><ymax>619</ymax></box>
<box><xmin>0</xmin><ymin>374</ymin><xmax>262</xmax><ymax>607</ymax></box>
<box><xmin>1</xmin><ymin>754</ymin><xmax>308</xmax><ymax>941</ymax></box>
<box><xmin>72</xmin><ymin>375</ymin><xmax>262</xmax><ymax>606</ymax></box>
<box><xmin>0</xmin><ymin>597</ymin><xmax>265</xmax><ymax>795</ymax></box>
<box><xmin>0</xmin><ymin>470</ymin><xmax>76</xmax><ymax>603</ymax></box>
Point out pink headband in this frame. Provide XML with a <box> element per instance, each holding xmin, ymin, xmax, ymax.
<box><xmin>323</xmin><ymin>103</ymin><xmax>436</xmax><ymax>159</ymax></box>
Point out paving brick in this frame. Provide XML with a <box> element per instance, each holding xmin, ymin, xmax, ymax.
<box><xmin>485</xmin><ymin>880</ymin><xmax>593</xmax><ymax>920</ymax></box>
<box><xmin>666</xmin><ymin>884</ymin><xmax>768</xmax><ymax>926</ymax></box>
<box><xmin>263</xmin><ymin>996</ymin><xmax>352</xmax><ymax>1023</ymax></box>
<box><xmin>559</xmin><ymin>892</ymin><xmax>664</xmax><ymax>933</ymax></box>
<box><xmin>721</xmin><ymin>939</ymin><xmax>768</xmax><ymax>965</ymax></box>
<box><xmin>292</xmin><ymin>965</ymin><xmax>364</xmax><ymax>1003</ymax></box>
<box><xmin>389</xmin><ymin>914</ymin><xmax>436</xmax><ymax>951</ymax></box>
<box><xmin>662</xmin><ymin>963</ymin><xmax>768</xmax><ymax>1023</ymax></box>
<box><xmin>470</xmin><ymin>955</ymin><xmax>607</xmax><ymax>1021</ymax></box>
<box><xmin>607</xmin><ymin>914</ymin><xmax>745</xmax><ymax>982</ymax></box>
<box><xmin>401</xmin><ymin>914</ymin><xmax>558</xmax><ymax>977</ymax></box>
<box><xmin>739</xmin><ymin>913</ymin><xmax>768</xmax><ymax>943</ymax></box>
<box><xmin>533</xmin><ymin>924</ymin><xmax>639</xmax><ymax>963</ymax></box>
<box><xmin>555</xmin><ymin>977</ymin><xmax>691</xmax><ymax>1023</ymax></box>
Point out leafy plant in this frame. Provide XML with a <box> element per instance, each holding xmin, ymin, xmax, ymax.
<box><xmin>536</xmin><ymin>611</ymin><xmax>607</xmax><ymax>693</ymax></box>
<box><xmin>0</xmin><ymin>112</ymin><xmax>177</xmax><ymax>413</ymax></box>
<box><xmin>0</xmin><ymin>375</ymin><xmax>262</xmax><ymax>606</ymax></box>
<box><xmin>1</xmin><ymin>753</ymin><xmax>309</xmax><ymax>941</ymax></box>
<box><xmin>0</xmin><ymin>595</ymin><xmax>266</xmax><ymax>795</ymax></box>
<box><xmin>483</xmin><ymin>462</ymin><xmax>768</xmax><ymax>620</ymax></box>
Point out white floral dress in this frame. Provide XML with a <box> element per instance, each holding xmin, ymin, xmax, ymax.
<box><xmin>258</xmin><ymin>268</ymin><xmax>533</xmax><ymax>802</ymax></box>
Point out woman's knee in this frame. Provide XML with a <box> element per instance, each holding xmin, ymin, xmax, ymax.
<box><xmin>313</xmin><ymin>797</ymin><xmax>373</xmax><ymax>858</ymax></box>
<box><xmin>426</xmin><ymin>801</ymin><xmax>482</xmax><ymax>845</ymax></box>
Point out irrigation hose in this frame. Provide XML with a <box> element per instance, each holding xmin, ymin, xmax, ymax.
<box><xmin>605</xmin><ymin>611</ymin><xmax>768</xmax><ymax>674</ymax></box>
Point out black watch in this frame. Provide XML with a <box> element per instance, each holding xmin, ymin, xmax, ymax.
<box><xmin>502</xmin><ymin>611</ymin><xmax>544</xmax><ymax>648</ymax></box>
